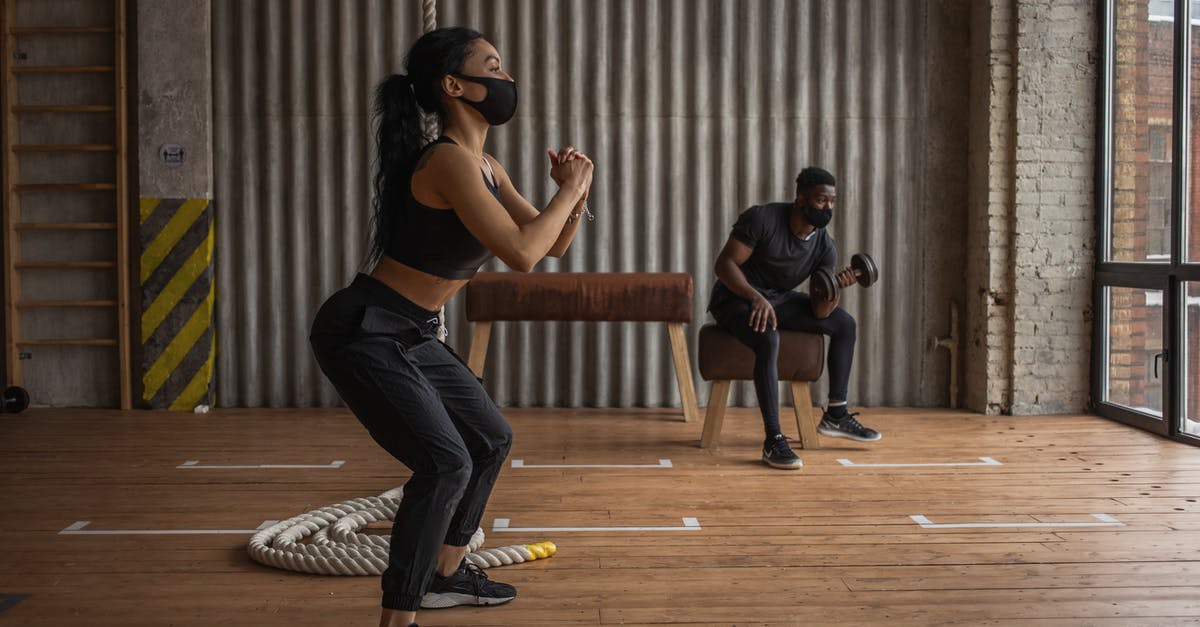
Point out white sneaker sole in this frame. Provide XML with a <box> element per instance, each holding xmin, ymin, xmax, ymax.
<box><xmin>420</xmin><ymin>591</ymin><xmax>515</xmax><ymax>609</ymax></box>
<box><xmin>761</xmin><ymin>454</ymin><xmax>803</xmax><ymax>469</ymax></box>
<box><xmin>818</xmin><ymin>427</ymin><xmax>882</xmax><ymax>442</ymax></box>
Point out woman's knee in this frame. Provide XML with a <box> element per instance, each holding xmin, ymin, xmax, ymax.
<box><xmin>465</xmin><ymin>405</ymin><xmax>514</xmax><ymax>463</ymax></box>
<box><xmin>488</xmin><ymin>419</ymin><xmax>514</xmax><ymax>458</ymax></box>
<box><xmin>434</xmin><ymin>449</ymin><xmax>474</xmax><ymax>494</ymax></box>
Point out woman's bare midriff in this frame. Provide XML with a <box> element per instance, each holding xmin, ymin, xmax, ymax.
<box><xmin>370</xmin><ymin>255</ymin><xmax>470</xmax><ymax>311</ymax></box>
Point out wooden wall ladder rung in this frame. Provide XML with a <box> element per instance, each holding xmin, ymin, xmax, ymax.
<box><xmin>12</xmin><ymin>26</ymin><xmax>115</xmax><ymax>35</ymax></box>
<box><xmin>14</xmin><ymin>105</ymin><xmax>116</xmax><ymax>113</ymax></box>
<box><xmin>11</xmin><ymin>65</ymin><xmax>115</xmax><ymax>74</ymax></box>
<box><xmin>17</xmin><ymin>300</ymin><xmax>119</xmax><ymax>308</ymax></box>
<box><xmin>14</xmin><ymin>144</ymin><xmax>117</xmax><ymax>152</ymax></box>
<box><xmin>16</xmin><ymin>222</ymin><xmax>117</xmax><ymax>231</ymax></box>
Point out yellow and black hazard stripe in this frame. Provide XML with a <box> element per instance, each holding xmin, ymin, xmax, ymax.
<box><xmin>139</xmin><ymin>198</ymin><xmax>214</xmax><ymax>410</ymax></box>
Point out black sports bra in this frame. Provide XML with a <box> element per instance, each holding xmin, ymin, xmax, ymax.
<box><xmin>386</xmin><ymin>136</ymin><xmax>497</xmax><ymax>279</ymax></box>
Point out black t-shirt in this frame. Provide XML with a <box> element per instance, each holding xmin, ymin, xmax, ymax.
<box><xmin>708</xmin><ymin>202</ymin><xmax>837</xmax><ymax>310</ymax></box>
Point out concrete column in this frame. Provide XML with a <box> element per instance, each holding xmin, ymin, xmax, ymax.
<box><xmin>135</xmin><ymin>0</ymin><xmax>216</xmax><ymax>410</ymax></box>
<box><xmin>965</xmin><ymin>0</ymin><xmax>1018</xmax><ymax>414</ymax></box>
<box><xmin>137</xmin><ymin>0</ymin><xmax>212</xmax><ymax>198</ymax></box>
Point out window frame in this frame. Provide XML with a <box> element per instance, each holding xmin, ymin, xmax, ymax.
<box><xmin>1096</xmin><ymin>0</ymin><xmax>1200</xmax><ymax>445</ymax></box>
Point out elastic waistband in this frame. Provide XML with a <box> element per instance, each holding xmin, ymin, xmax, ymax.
<box><xmin>350</xmin><ymin>273</ymin><xmax>440</xmax><ymax>321</ymax></box>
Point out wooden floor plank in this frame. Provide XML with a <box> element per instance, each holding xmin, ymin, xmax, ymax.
<box><xmin>2</xmin><ymin>407</ymin><xmax>1199</xmax><ymax>625</ymax></box>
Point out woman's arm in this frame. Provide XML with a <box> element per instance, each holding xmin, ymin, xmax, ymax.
<box><xmin>487</xmin><ymin>152</ymin><xmax>588</xmax><ymax>258</ymax></box>
<box><xmin>546</xmin><ymin>199</ymin><xmax>586</xmax><ymax>258</ymax></box>
<box><xmin>423</xmin><ymin>144</ymin><xmax>590</xmax><ymax>272</ymax></box>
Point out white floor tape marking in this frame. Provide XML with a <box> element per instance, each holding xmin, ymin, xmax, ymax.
<box><xmin>910</xmin><ymin>513</ymin><xmax>1123</xmax><ymax>528</ymax></box>
<box><xmin>837</xmin><ymin>457</ymin><xmax>1001</xmax><ymax>467</ymax></box>
<box><xmin>510</xmin><ymin>458</ymin><xmax>672</xmax><ymax>469</ymax></box>
<box><xmin>493</xmin><ymin>517</ymin><xmax>701</xmax><ymax>532</ymax></box>
<box><xmin>177</xmin><ymin>460</ymin><xmax>345</xmax><ymax>469</ymax></box>
<box><xmin>59</xmin><ymin>520</ymin><xmax>279</xmax><ymax>535</ymax></box>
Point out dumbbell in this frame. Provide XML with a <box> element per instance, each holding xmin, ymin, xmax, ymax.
<box><xmin>810</xmin><ymin>253</ymin><xmax>880</xmax><ymax>302</ymax></box>
<box><xmin>1</xmin><ymin>386</ymin><xmax>29</xmax><ymax>414</ymax></box>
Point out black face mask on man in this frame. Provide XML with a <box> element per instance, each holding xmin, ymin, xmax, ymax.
<box><xmin>802</xmin><ymin>203</ymin><xmax>833</xmax><ymax>229</ymax></box>
<box><xmin>453</xmin><ymin>74</ymin><xmax>518</xmax><ymax>126</ymax></box>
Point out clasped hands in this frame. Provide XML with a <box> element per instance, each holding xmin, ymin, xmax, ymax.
<box><xmin>546</xmin><ymin>145</ymin><xmax>593</xmax><ymax>196</ymax></box>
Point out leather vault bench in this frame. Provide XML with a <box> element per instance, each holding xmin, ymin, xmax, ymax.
<box><xmin>697</xmin><ymin>324</ymin><xmax>824</xmax><ymax>449</ymax></box>
<box><xmin>464</xmin><ymin>272</ymin><xmax>699</xmax><ymax>422</ymax></box>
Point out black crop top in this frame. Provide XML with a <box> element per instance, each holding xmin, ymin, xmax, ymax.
<box><xmin>386</xmin><ymin>136</ymin><xmax>497</xmax><ymax>279</ymax></box>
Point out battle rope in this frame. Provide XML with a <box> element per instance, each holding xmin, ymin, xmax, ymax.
<box><xmin>247</xmin><ymin>487</ymin><xmax>556</xmax><ymax>575</ymax></box>
<box><xmin>421</xmin><ymin>0</ymin><xmax>437</xmax><ymax>34</ymax></box>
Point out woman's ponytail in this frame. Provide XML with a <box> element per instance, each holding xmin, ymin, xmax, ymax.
<box><xmin>368</xmin><ymin>73</ymin><xmax>425</xmax><ymax>267</ymax></box>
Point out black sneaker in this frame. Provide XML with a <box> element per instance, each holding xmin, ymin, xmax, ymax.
<box><xmin>818</xmin><ymin>411</ymin><xmax>881</xmax><ymax>442</ymax></box>
<box><xmin>421</xmin><ymin>563</ymin><xmax>517</xmax><ymax>609</ymax></box>
<box><xmin>762</xmin><ymin>434</ymin><xmax>803</xmax><ymax>469</ymax></box>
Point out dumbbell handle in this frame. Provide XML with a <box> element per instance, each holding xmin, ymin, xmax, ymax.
<box><xmin>830</xmin><ymin>266</ymin><xmax>863</xmax><ymax>285</ymax></box>
<box><xmin>844</xmin><ymin>266</ymin><xmax>866</xmax><ymax>278</ymax></box>
<box><xmin>833</xmin><ymin>259</ymin><xmax>872</xmax><ymax>277</ymax></box>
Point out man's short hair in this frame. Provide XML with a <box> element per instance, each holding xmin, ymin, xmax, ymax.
<box><xmin>795</xmin><ymin>167</ymin><xmax>836</xmax><ymax>197</ymax></box>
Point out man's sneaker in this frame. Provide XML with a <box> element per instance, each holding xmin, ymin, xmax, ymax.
<box><xmin>421</xmin><ymin>563</ymin><xmax>517</xmax><ymax>609</ymax></box>
<box><xmin>762</xmin><ymin>434</ymin><xmax>803</xmax><ymax>469</ymax></box>
<box><xmin>818</xmin><ymin>411</ymin><xmax>882</xmax><ymax>442</ymax></box>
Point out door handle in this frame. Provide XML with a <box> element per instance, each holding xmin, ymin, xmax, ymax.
<box><xmin>1154</xmin><ymin>351</ymin><xmax>1167</xmax><ymax>379</ymax></box>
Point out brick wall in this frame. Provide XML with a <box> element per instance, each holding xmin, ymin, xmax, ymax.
<box><xmin>1008</xmin><ymin>0</ymin><xmax>1097</xmax><ymax>414</ymax></box>
<box><xmin>966</xmin><ymin>0</ymin><xmax>1097</xmax><ymax>415</ymax></box>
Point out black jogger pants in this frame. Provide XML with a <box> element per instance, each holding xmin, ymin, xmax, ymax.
<box><xmin>309</xmin><ymin>273</ymin><xmax>512</xmax><ymax>611</ymax></box>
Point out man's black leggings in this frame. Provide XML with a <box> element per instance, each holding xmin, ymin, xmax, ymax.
<box><xmin>709</xmin><ymin>291</ymin><xmax>856</xmax><ymax>438</ymax></box>
<box><xmin>309</xmin><ymin>274</ymin><xmax>512</xmax><ymax>611</ymax></box>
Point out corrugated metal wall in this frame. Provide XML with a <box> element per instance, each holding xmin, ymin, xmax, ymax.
<box><xmin>212</xmin><ymin>0</ymin><xmax>968</xmax><ymax>408</ymax></box>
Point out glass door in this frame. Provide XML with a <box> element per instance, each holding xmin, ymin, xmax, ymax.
<box><xmin>1097</xmin><ymin>280</ymin><xmax>1168</xmax><ymax>433</ymax></box>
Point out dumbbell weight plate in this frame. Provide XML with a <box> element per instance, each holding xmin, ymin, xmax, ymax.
<box><xmin>851</xmin><ymin>253</ymin><xmax>879</xmax><ymax>288</ymax></box>
<box><xmin>2</xmin><ymin>386</ymin><xmax>29</xmax><ymax>414</ymax></box>
<box><xmin>810</xmin><ymin>267</ymin><xmax>839</xmax><ymax>302</ymax></box>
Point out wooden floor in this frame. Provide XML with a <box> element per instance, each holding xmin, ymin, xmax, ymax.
<box><xmin>2</xmin><ymin>406</ymin><xmax>1200</xmax><ymax>626</ymax></box>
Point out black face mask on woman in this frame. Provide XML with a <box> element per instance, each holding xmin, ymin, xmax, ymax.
<box><xmin>803</xmin><ymin>203</ymin><xmax>833</xmax><ymax>229</ymax></box>
<box><xmin>453</xmin><ymin>74</ymin><xmax>518</xmax><ymax>126</ymax></box>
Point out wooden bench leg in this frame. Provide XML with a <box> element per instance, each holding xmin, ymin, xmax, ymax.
<box><xmin>667</xmin><ymin>322</ymin><xmax>699</xmax><ymax>423</ymax></box>
<box><xmin>789</xmin><ymin>381</ymin><xmax>821</xmax><ymax>450</ymax></box>
<box><xmin>700</xmin><ymin>380</ymin><xmax>731</xmax><ymax>449</ymax></box>
<box><xmin>467</xmin><ymin>321</ymin><xmax>493</xmax><ymax>378</ymax></box>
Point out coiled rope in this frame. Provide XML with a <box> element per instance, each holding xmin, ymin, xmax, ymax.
<box><xmin>247</xmin><ymin>487</ymin><xmax>556</xmax><ymax>575</ymax></box>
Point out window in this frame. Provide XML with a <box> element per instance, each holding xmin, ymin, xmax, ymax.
<box><xmin>1099</xmin><ymin>0</ymin><xmax>1200</xmax><ymax>444</ymax></box>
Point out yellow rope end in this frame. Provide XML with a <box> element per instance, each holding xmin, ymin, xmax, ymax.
<box><xmin>524</xmin><ymin>541</ymin><xmax>557</xmax><ymax>559</ymax></box>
